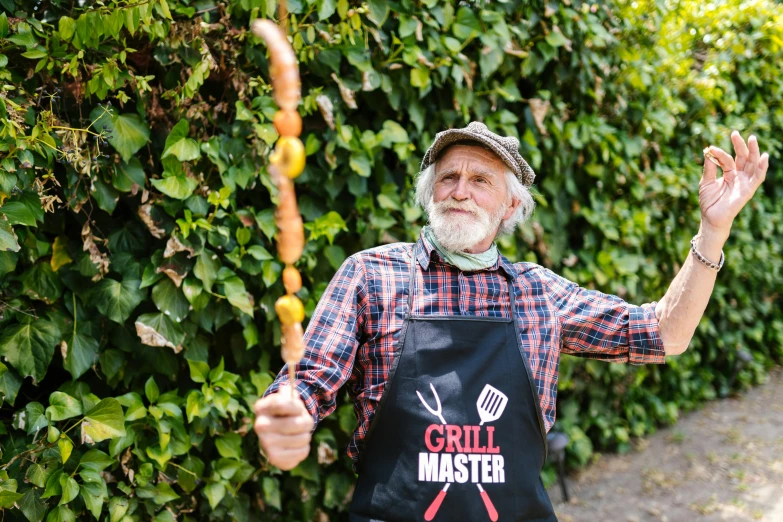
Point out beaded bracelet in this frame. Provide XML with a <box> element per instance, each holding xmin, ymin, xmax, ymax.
<box><xmin>690</xmin><ymin>236</ymin><xmax>724</xmax><ymax>272</ymax></box>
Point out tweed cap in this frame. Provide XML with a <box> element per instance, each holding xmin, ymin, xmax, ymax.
<box><xmin>420</xmin><ymin>121</ymin><xmax>535</xmax><ymax>186</ymax></box>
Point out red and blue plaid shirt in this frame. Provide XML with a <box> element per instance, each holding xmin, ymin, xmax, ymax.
<box><xmin>266</xmin><ymin>232</ymin><xmax>665</xmax><ymax>466</ymax></box>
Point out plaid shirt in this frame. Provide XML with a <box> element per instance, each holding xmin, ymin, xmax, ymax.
<box><xmin>266</xmin><ymin>233</ymin><xmax>665</xmax><ymax>466</ymax></box>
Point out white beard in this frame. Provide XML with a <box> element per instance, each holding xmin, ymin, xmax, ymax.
<box><xmin>427</xmin><ymin>198</ymin><xmax>506</xmax><ymax>252</ymax></box>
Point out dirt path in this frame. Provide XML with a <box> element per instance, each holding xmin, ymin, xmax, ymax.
<box><xmin>547</xmin><ymin>367</ymin><xmax>783</xmax><ymax>522</ymax></box>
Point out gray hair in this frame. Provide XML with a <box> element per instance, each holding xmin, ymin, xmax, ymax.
<box><xmin>414</xmin><ymin>164</ymin><xmax>535</xmax><ymax>236</ymax></box>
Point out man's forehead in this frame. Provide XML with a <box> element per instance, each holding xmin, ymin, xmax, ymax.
<box><xmin>435</xmin><ymin>144</ymin><xmax>505</xmax><ymax>171</ymax></box>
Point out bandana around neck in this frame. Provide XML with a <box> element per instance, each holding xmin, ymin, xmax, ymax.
<box><xmin>422</xmin><ymin>226</ymin><xmax>499</xmax><ymax>272</ymax></box>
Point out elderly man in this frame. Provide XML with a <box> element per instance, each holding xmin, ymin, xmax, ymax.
<box><xmin>253</xmin><ymin>122</ymin><xmax>768</xmax><ymax>521</ymax></box>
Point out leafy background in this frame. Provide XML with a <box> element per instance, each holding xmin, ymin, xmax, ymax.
<box><xmin>0</xmin><ymin>0</ymin><xmax>781</xmax><ymax>520</ymax></box>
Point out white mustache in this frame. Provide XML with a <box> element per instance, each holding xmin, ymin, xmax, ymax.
<box><xmin>433</xmin><ymin>200</ymin><xmax>485</xmax><ymax>218</ymax></box>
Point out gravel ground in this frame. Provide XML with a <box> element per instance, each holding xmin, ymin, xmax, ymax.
<box><xmin>547</xmin><ymin>367</ymin><xmax>783</xmax><ymax>522</ymax></box>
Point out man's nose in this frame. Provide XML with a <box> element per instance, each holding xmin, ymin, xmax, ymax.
<box><xmin>451</xmin><ymin>177</ymin><xmax>470</xmax><ymax>200</ymax></box>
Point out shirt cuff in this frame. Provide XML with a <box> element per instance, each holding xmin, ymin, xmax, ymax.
<box><xmin>627</xmin><ymin>301</ymin><xmax>666</xmax><ymax>365</ymax></box>
<box><xmin>264</xmin><ymin>376</ymin><xmax>321</xmax><ymax>428</ymax></box>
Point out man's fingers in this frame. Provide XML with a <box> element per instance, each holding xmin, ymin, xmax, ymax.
<box><xmin>751</xmin><ymin>152</ymin><xmax>769</xmax><ymax>186</ymax></box>
<box><xmin>701</xmin><ymin>152</ymin><xmax>718</xmax><ymax>185</ymax></box>
<box><xmin>259</xmin><ymin>431</ymin><xmax>312</xmax><ymax>450</ymax></box>
<box><xmin>265</xmin><ymin>446</ymin><xmax>311</xmax><ymax>471</ymax></box>
<box><xmin>706</xmin><ymin>146</ymin><xmax>737</xmax><ymax>183</ymax></box>
<box><xmin>731</xmin><ymin>130</ymin><xmax>749</xmax><ymax>171</ymax></box>
<box><xmin>254</xmin><ymin>392</ymin><xmax>308</xmax><ymax>418</ymax></box>
<box><xmin>255</xmin><ymin>411</ymin><xmax>314</xmax><ymax>436</ymax></box>
<box><xmin>746</xmin><ymin>134</ymin><xmax>760</xmax><ymax>176</ymax></box>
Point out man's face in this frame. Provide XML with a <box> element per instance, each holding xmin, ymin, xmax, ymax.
<box><xmin>428</xmin><ymin>144</ymin><xmax>517</xmax><ymax>253</ymax></box>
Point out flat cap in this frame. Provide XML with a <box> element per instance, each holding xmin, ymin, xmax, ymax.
<box><xmin>420</xmin><ymin>121</ymin><xmax>535</xmax><ymax>186</ymax></box>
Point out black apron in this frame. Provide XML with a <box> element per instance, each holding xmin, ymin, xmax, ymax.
<box><xmin>349</xmin><ymin>246</ymin><xmax>558</xmax><ymax>522</ymax></box>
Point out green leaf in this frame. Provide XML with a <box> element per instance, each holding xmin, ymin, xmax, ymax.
<box><xmin>367</xmin><ymin>0</ymin><xmax>389</xmax><ymax>26</ymax></box>
<box><xmin>79</xmin><ymin>449</ymin><xmax>115</xmax><ymax>471</ymax></box>
<box><xmin>262</xmin><ymin>476</ymin><xmax>282</xmax><ymax>510</ymax></box>
<box><xmin>187</xmin><ymin>360</ymin><xmax>210</xmax><ymax>383</ymax></box>
<box><xmin>182</xmin><ymin>277</ymin><xmax>207</xmax><ymax>310</ymax></box>
<box><xmin>145</xmin><ymin>376</ymin><xmax>160</xmax><ymax>403</ymax></box>
<box><xmin>112</xmin><ymin>157</ymin><xmax>146</xmax><ymax>192</ymax></box>
<box><xmin>0</xmin><ymin>363</ymin><xmax>22</xmax><ymax>406</ymax></box>
<box><xmin>379</xmin><ymin>120</ymin><xmax>409</xmax><ymax>146</ymax></box>
<box><xmin>108</xmin><ymin>496</ymin><xmax>129</xmax><ymax>522</ymax></box>
<box><xmin>305</xmin><ymin>211</ymin><xmax>348</xmax><ymax>244</ymax></box>
<box><xmin>152</xmin><ymin>278</ymin><xmax>189</xmax><ymax>323</ymax></box>
<box><xmin>22</xmin><ymin>49</ymin><xmax>48</xmax><ymax>60</ymax></box>
<box><xmin>261</xmin><ymin>261</ymin><xmax>281</xmax><ymax>288</ymax></box>
<box><xmin>222</xmin><ymin>276</ymin><xmax>254</xmax><ymax>316</ymax></box>
<box><xmin>46</xmin><ymin>392</ymin><xmax>83</xmax><ymax>421</ymax></box>
<box><xmin>51</xmin><ymin>236</ymin><xmax>72</xmax><ymax>272</ymax></box>
<box><xmin>93</xmin><ymin>178</ymin><xmax>119</xmax><ymax>214</ymax></box>
<box><xmin>203</xmin><ymin>482</ymin><xmax>225</xmax><ymax>510</ymax></box>
<box><xmin>1</xmin><ymin>190</ymin><xmax>44</xmax><ymax>226</ymax></box>
<box><xmin>453</xmin><ymin>6</ymin><xmax>480</xmax><ymax>39</ymax></box>
<box><xmin>545</xmin><ymin>29</ymin><xmax>569</xmax><ymax>48</ymax></box>
<box><xmin>0</xmin><ymin>13</ymin><xmax>8</xmax><ymax>38</ymax></box>
<box><xmin>21</xmin><ymin>262</ymin><xmax>63</xmax><ymax>303</ymax></box>
<box><xmin>177</xmin><ymin>455</ymin><xmax>204</xmax><ymax>493</ymax></box>
<box><xmin>110</xmin><ymin>113</ymin><xmax>151</xmax><ymax>162</ymax></box>
<box><xmin>152</xmin><ymin>482</ymin><xmax>179</xmax><ymax>504</ymax></box>
<box><xmin>0</xmin><ymin>320</ymin><xmax>60</xmax><ymax>383</ymax></box>
<box><xmin>63</xmin><ymin>327</ymin><xmax>99</xmax><ymax>380</ymax></box>
<box><xmin>410</xmin><ymin>68</ymin><xmax>430</xmax><ymax>89</ymax></box>
<box><xmin>59</xmin><ymin>474</ymin><xmax>79</xmax><ymax>505</ymax></box>
<box><xmin>83</xmin><ymin>398</ymin><xmax>127</xmax><ymax>442</ymax></box>
<box><xmin>158</xmin><ymin>0</ymin><xmax>173</xmax><ymax>19</ymax></box>
<box><xmin>116</xmin><ymin>392</ymin><xmax>146</xmax><ymax>421</ymax></box>
<box><xmin>58</xmin><ymin>435</ymin><xmax>74</xmax><ymax>464</ymax></box>
<box><xmin>19</xmin><ymin>488</ymin><xmax>46</xmax><ymax>522</ymax></box>
<box><xmin>81</xmin><ymin>486</ymin><xmax>103</xmax><ymax>520</ymax></box>
<box><xmin>480</xmin><ymin>42</ymin><xmax>505</xmax><ymax>78</ymax></box>
<box><xmin>349</xmin><ymin>153</ymin><xmax>372</xmax><ymax>177</ymax></box>
<box><xmin>21</xmin><ymin>401</ymin><xmax>48</xmax><ymax>434</ymax></box>
<box><xmin>92</xmin><ymin>278</ymin><xmax>145</xmax><ymax>324</ymax></box>
<box><xmin>134</xmin><ymin>312</ymin><xmax>185</xmax><ymax>352</ymax></box>
<box><xmin>42</xmin><ymin>470</ymin><xmax>64</xmax><ymax>499</ymax></box>
<box><xmin>46</xmin><ymin>506</ymin><xmax>75</xmax><ymax>522</ymax></box>
<box><xmin>151</xmin><ymin>175</ymin><xmax>199</xmax><ymax>200</ymax></box>
<box><xmin>145</xmin><ymin>444</ymin><xmax>173</xmax><ymax>468</ymax></box>
<box><xmin>0</xmin><ymin>488</ymin><xmax>23</xmax><ymax>509</ymax></box>
<box><xmin>254</xmin><ymin>209</ymin><xmax>276</xmax><ymax>241</ymax></box>
<box><xmin>162</xmin><ymin>120</ymin><xmax>201</xmax><ymax>161</ymax></box>
<box><xmin>26</xmin><ymin>463</ymin><xmax>50</xmax><ymax>489</ymax></box>
<box><xmin>194</xmin><ymin>249</ymin><xmax>220</xmax><ymax>291</ymax></box>
<box><xmin>59</xmin><ymin>16</ymin><xmax>76</xmax><ymax>40</ymax></box>
<box><xmin>215</xmin><ymin>432</ymin><xmax>242</xmax><ymax>459</ymax></box>
<box><xmin>318</xmin><ymin>0</ymin><xmax>336</xmax><ymax>20</ymax></box>
<box><xmin>0</xmin><ymin>220</ymin><xmax>20</xmax><ymax>252</ymax></box>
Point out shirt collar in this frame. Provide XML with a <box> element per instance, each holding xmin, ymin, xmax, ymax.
<box><xmin>415</xmin><ymin>230</ymin><xmax>519</xmax><ymax>279</ymax></box>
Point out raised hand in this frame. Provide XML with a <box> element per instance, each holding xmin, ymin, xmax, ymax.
<box><xmin>701</xmin><ymin>131</ymin><xmax>769</xmax><ymax>234</ymax></box>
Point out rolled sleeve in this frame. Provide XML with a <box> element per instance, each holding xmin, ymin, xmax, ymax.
<box><xmin>627</xmin><ymin>302</ymin><xmax>665</xmax><ymax>364</ymax></box>
<box><xmin>540</xmin><ymin>268</ymin><xmax>665</xmax><ymax>364</ymax></box>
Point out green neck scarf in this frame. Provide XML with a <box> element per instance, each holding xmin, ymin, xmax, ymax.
<box><xmin>422</xmin><ymin>226</ymin><xmax>499</xmax><ymax>272</ymax></box>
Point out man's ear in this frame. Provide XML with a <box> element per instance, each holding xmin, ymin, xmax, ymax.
<box><xmin>503</xmin><ymin>197</ymin><xmax>521</xmax><ymax>221</ymax></box>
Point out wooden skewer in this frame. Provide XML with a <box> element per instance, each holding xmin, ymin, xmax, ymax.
<box><xmin>250</xmin><ymin>3</ymin><xmax>306</xmax><ymax>398</ymax></box>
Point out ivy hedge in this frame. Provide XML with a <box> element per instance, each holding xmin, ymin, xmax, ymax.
<box><xmin>0</xmin><ymin>0</ymin><xmax>780</xmax><ymax>520</ymax></box>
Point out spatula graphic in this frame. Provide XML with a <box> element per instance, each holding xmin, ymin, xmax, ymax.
<box><xmin>476</xmin><ymin>384</ymin><xmax>508</xmax><ymax>425</ymax></box>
